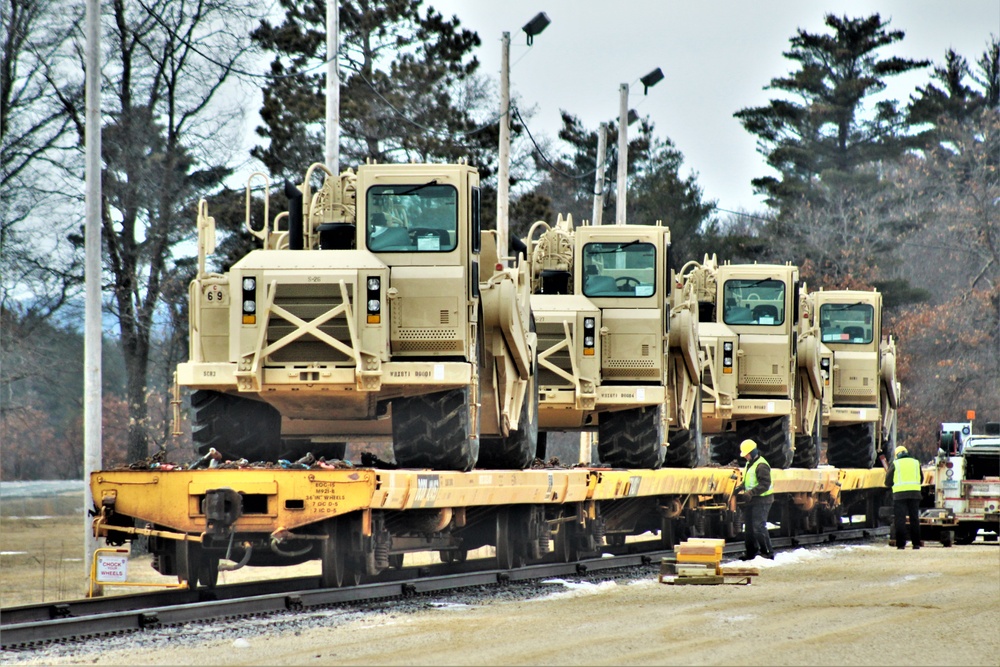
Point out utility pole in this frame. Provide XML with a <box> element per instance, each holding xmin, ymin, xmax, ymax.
<box><xmin>615</xmin><ymin>83</ymin><xmax>629</xmax><ymax>225</ymax></box>
<box><xmin>592</xmin><ymin>122</ymin><xmax>607</xmax><ymax>226</ymax></box>
<box><xmin>83</xmin><ymin>0</ymin><xmax>103</xmax><ymax>597</ymax></box>
<box><xmin>496</xmin><ymin>31</ymin><xmax>511</xmax><ymax>261</ymax></box>
<box><xmin>325</xmin><ymin>0</ymin><xmax>340</xmax><ymax>175</ymax></box>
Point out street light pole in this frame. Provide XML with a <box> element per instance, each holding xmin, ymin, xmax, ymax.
<box><xmin>615</xmin><ymin>83</ymin><xmax>629</xmax><ymax>225</ymax></box>
<box><xmin>592</xmin><ymin>122</ymin><xmax>607</xmax><ymax>226</ymax></box>
<box><xmin>83</xmin><ymin>0</ymin><xmax>103</xmax><ymax>597</ymax></box>
<box><xmin>496</xmin><ymin>31</ymin><xmax>511</xmax><ymax>261</ymax></box>
<box><xmin>325</xmin><ymin>0</ymin><xmax>340</xmax><ymax>175</ymax></box>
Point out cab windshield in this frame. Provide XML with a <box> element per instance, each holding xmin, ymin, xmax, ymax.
<box><xmin>723</xmin><ymin>279</ymin><xmax>785</xmax><ymax>325</ymax></box>
<box><xmin>581</xmin><ymin>241</ymin><xmax>656</xmax><ymax>297</ymax></box>
<box><xmin>820</xmin><ymin>303</ymin><xmax>874</xmax><ymax>344</ymax></box>
<box><xmin>366</xmin><ymin>183</ymin><xmax>458</xmax><ymax>252</ymax></box>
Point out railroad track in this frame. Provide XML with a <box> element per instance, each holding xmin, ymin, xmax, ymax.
<box><xmin>0</xmin><ymin>526</ymin><xmax>887</xmax><ymax>650</ymax></box>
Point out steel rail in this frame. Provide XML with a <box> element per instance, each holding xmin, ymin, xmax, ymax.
<box><xmin>1</xmin><ymin>526</ymin><xmax>887</xmax><ymax>650</ymax></box>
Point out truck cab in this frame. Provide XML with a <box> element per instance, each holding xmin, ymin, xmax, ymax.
<box><xmin>921</xmin><ymin>418</ymin><xmax>1000</xmax><ymax>545</ymax></box>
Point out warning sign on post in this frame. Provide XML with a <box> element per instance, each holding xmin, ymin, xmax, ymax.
<box><xmin>96</xmin><ymin>552</ymin><xmax>129</xmax><ymax>583</ymax></box>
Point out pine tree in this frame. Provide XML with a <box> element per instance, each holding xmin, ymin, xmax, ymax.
<box><xmin>252</xmin><ymin>0</ymin><xmax>497</xmax><ymax>180</ymax></box>
<box><xmin>734</xmin><ymin>13</ymin><xmax>929</xmax><ymax>207</ymax></box>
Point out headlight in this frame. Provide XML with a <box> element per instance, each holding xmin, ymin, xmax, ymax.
<box><xmin>368</xmin><ymin>299</ymin><xmax>380</xmax><ymax>313</ymax></box>
<box><xmin>243</xmin><ymin>277</ymin><xmax>256</xmax><ymax>291</ymax></box>
<box><xmin>367</xmin><ymin>277</ymin><xmax>380</xmax><ymax>291</ymax></box>
<box><xmin>243</xmin><ymin>300</ymin><xmax>256</xmax><ymax>313</ymax></box>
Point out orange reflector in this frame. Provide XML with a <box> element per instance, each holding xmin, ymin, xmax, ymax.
<box><xmin>242</xmin><ymin>315</ymin><xmax>256</xmax><ymax>325</ymax></box>
<box><xmin>367</xmin><ymin>315</ymin><xmax>380</xmax><ymax>324</ymax></box>
<box><xmin>583</xmin><ymin>348</ymin><xmax>594</xmax><ymax>356</ymax></box>
<box><xmin>967</xmin><ymin>410</ymin><xmax>976</xmax><ymax>420</ymax></box>
<box><xmin>723</xmin><ymin>367</ymin><xmax>732</xmax><ymax>374</ymax></box>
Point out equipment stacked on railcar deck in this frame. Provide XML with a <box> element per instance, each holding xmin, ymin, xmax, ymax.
<box><xmin>91</xmin><ymin>459</ymin><xmax>895</xmax><ymax>590</ymax></box>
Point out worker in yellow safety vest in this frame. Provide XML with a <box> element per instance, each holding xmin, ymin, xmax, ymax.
<box><xmin>735</xmin><ymin>439</ymin><xmax>774</xmax><ymax>560</ymax></box>
<box><xmin>884</xmin><ymin>445</ymin><xmax>923</xmax><ymax>549</ymax></box>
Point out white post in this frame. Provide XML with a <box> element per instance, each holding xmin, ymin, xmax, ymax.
<box><xmin>83</xmin><ymin>0</ymin><xmax>103</xmax><ymax>597</ymax></box>
<box><xmin>496</xmin><ymin>31</ymin><xmax>511</xmax><ymax>261</ymax></box>
<box><xmin>592</xmin><ymin>122</ymin><xmax>607</xmax><ymax>226</ymax></box>
<box><xmin>325</xmin><ymin>0</ymin><xmax>340</xmax><ymax>175</ymax></box>
<box><xmin>615</xmin><ymin>83</ymin><xmax>628</xmax><ymax>225</ymax></box>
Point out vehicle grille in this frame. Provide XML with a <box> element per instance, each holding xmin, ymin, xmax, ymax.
<box><xmin>266</xmin><ymin>284</ymin><xmax>354</xmax><ymax>364</ymax></box>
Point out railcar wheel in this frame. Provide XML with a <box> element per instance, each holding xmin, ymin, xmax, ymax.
<box><xmin>598</xmin><ymin>405</ymin><xmax>665</xmax><ymax>469</ymax></box>
<box><xmin>827</xmin><ymin>423</ymin><xmax>877</xmax><ymax>469</ymax></box>
<box><xmin>392</xmin><ymin>387</ymin><xmax>479</xmax><ymax>471</ymax></box>
<box><xmin>496</xmin><ymin>508</ymin><xmax>528</xmax><ymax>569</ymax></box>
<box><xmin>199</xmin><ymin>554</ymin><xmax>220</xmax><ymax>589</ymax></box>
<box><xmin>320</xmin><ymin>519</ymin><xmax>360</xmax><ymax>588</ymax></box>
<box><xmin>554</xmin><ymin>515</ymin><xmax>580</xmax><ymax>563</ymax></box>
<box><xmin>176</xmin><ymin>541</ymin><xmax>209</xmax><ymax>590</ymax></box>
<box><xmin>190</xmin><ymin>390</ymin><xmax>282</xmax><ymax>462</ymax></box>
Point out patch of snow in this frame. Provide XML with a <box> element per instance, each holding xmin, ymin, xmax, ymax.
<box><xmin>536</xmin><ymin>578</ymin><xmax>618</xmax><ymax>600</ymax></box>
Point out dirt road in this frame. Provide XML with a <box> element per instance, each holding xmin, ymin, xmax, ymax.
<box><xmin>9</xmin><ymin>541</ymin><xmax>999</xmax><ymax>666</ymax></box>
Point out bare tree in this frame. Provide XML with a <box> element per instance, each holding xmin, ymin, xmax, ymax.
<box><xmin>56</xmin><ymin>0</ymin><xmax>257</xmax><ymax>462</ymax></box>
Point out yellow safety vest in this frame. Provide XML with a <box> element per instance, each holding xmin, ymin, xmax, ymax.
<box><xmin>892</xmin><ymin>457</ymin><xmax>922</xmax><ymax>494</ymax></box>
<box><xmin>744</xmin><ymin>456</ymin><xmax>773</xmax><ymax>496</ymax></box>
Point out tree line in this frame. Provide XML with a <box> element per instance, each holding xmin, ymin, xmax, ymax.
<box><xmin>1</xmin><ymin>1</ymin><xmax>997</xmax><ymax>478</ymax></box>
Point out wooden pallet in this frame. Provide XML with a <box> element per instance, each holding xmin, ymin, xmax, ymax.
<box><xmin>659</xmin><ymin>558</ymin><xmax>760</xmax><ymax>585</ymax></box>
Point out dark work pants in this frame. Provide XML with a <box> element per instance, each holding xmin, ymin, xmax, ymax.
<box><xmin>893</xmin><ymin>497</ymin><xmax>922</xmax><ymax>548</ymax></box>
<box><xmin>744</xmin><ymin>495</ymin><xmax>774</xmax><ymax>557</ymax></box>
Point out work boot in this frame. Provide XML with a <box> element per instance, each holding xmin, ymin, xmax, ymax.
<box><xmin>739</xmin><ymin>553</ymin><xmax>756</xmax><ymax>561</ymax></box>
<box><xmin>761</xmin><ymin>552</ymin><xmax>775</xmax><ymax>560</ymax></box>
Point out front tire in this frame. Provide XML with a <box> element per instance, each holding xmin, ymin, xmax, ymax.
<box><xmin>827</xmin><ymin>423</ymin><xmax>877</xmax><ymax>469</ymax></box>
<box><xmin>478</xmin><ymin>375</ymin><xmax>538</xmax><ymax>470</ymax></box>
<box><xmin>392</xmin><ymin>388</ymin><xmax>479</xmax><ymax>471</ymax></box>
<box><xmin>737</xmin><ymin>416</ymin><xmax>793</xmax><ymax>469</ymax></box>
<box><xmin>190</xmin><ymin>390</ymin><xmax>282</xmax><ymax>462</ymax></box>
<box><xmin>665</xmin><ymin>400</ymin><xmax>702</xmax><ymax>468</ymax></box>
<box><xmin>597</xmin><ymin>404</ymin><xmax>665</xmax><ymax>469</ymax></box>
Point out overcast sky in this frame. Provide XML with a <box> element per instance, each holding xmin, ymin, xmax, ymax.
<box><xmin>429</xmin><ymin>0</ymin><xmax>999</xmax><ymax>215</ymax></box>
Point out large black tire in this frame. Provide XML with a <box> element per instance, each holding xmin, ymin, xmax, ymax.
<box><xmin>710</xmin><ymin>434</ymin><xmax>740</xmax><ymax>466</ymax></box>
<box><xmin>478</xmin><ymin>374</ymin><xmax>538</xmax><ymax>470</ymax></box>
<box><xmin>827</xmin><ymin>423</ymin><xmax>877</xmax><ymax>469</ymax></box>
<box><xmin>664</xmin><ymin>399</ymin><xmax>702</xmax><ymax>468</ymax></box>
<box><xmin>792</xmin><ymin>432</ymin><xmax>820</xmax><ymax>468</ymax></box>
<box><xmin>792</xmin><ymin>410</ymin><xmax>822</xmax><ymax>469</ymax></box>
<box><xmin>597</xmin><ymin>404</ymin><xmax>665</xmax><ymax>469</ymax></box>
<box><xmin>736</xmin><ymin>415</ymin><xmax>793</xmax><ymax>469</ymax></box>
<box><xmin>391</xmin><ymin>387</ymin><xmax>479</xmax><ymax>471</ymax></box>
<box><xmin>190</xmin><ymin>390</ymin><xmax>282</xmax><ymax>462</ymax></box>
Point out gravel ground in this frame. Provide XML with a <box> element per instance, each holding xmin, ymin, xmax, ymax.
<box><xmin>3</xmin><ymin>539</ymin><xmax>998</xmax><ymax>666</ymax></box>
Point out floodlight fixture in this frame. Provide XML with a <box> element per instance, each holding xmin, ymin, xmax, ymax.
<box><xmin>640</xmin><ymin>67</ymin><xmax>664</xmax><ymax>95</ymax></box>
<box><xmin>627</xmin><ymin>109</ymin><xmax>639</xmax><ymax>126</ymax></box>
<box><xmin>522</xmin><ymin>12</ymin><xmax>551</xmax><ymax>45</ymax></box>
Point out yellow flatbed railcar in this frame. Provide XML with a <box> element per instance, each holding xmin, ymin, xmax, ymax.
<box><xmin>91</xmin><ymin>464</ymin><xmax>893</xmax><ymax>589</ymax></box>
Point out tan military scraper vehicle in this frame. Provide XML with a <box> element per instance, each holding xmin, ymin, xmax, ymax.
<box><xmin>177</xmin><ymin>160</ymin><xmax>537</xmax><ymax>471</ymax></box>
<box><xmin>524</xmin><ymin>215</ymin><xmax>701</xmax><ymax>468</ymax></box>
<box><xmin>814</xmin><ymin>288</ymin><xmax>899</xmax><ymax>468</ymax></box>
<box><xmin>679</xmin><ymin>255</ymin><xmax>826</xmax><ymax>468</ymax></box>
